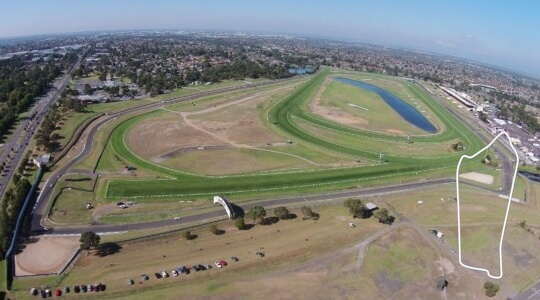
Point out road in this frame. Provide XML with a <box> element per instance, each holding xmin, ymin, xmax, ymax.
<box><xmin>514</xmin><ymin>283</ymin><xmax>540</xmax><ymax>300</ymax></box>
<box><xmin>0</xmin><ymin>50</ymin><xmax>86</xmax><ymax>201</ymax></box>
<box><xmin>416</xmin><ymin>82</ymin><xmax>514</xmax><ymax>192</ymax></box>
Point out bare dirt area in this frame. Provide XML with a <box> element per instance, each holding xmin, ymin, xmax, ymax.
<box><xmin>310</xmin><ymin>77</ymin><xmax>370</xmax><ymax>127</ymax></box>
<box><xmin>186</xmin><ymin>84</ymin><xmax>295</xmax><ymax>144</ymax></box>
<box><xmin>127</xmin><ymin>84</ymin><xmax>299</xmax><ymax>163</ymax></box>
<box><xmin>387</xmin><ymin>128</ymin><xmax>406</xmax><ymax>135</ymax></box>
<box><xmin>126</xmin><ymin>115</ymin><xmax>222</xmax><ymax>161</ymax></box>
<box><xmin>459</xmin><ymin>172</ymin><xmax>494</xmax><ymax>185</ymax></box>
<box><xmin>15</xmin><ymin>236</ymin><xmax>80</xmax><ymax>276</ymax></box>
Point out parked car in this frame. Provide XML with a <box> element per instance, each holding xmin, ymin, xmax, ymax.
<box><xmin>192</xmin><ymin>265</ymin><xmax>200</xmax><ymax>272</ymax></box>
<box><xmin>154</xmin><ymin>272</ymin><xmax>162</xmax><ymax>279</ymax></box>
<box><xmin>40</xmin><ymin>289</ymin><xmax>46</xmax><ymax>298</ymax></box>
<box><xmin>29</xmin><ymin>288</ymin><xmax>37</xmax><ymax>296</ymax></box>
<box><xmin>171</xmin><ymin>270</ymin><xmax>178</xmax><ymax>276</ymax></box>
<box><xmin>231</xmin><ymin>256</ymin><xmax>239</xmax><ymax>262</ymax></box>
<box><xmin>73</xmin><ymin>285</ymin><xmax>81</xmax><ymax>293</ymax></box>
<box><xmin>141</xmin><ymin>274</ymin><xmax>149</xmax><ymax>281</ymax></box>
<box><xmin>197</xmin><ymin>264</ymin><xmax>206</xmax><ymax>271</ymax></box>
<box><xmin>161</xmin><ymin>271</ymin><xmax>169</xmax><ymax>278</ymax></box>
<box><xmin>219</xmin><ymin>260</ymin><xmax>228</xmax><ymax>267</ymax></box>
<box><xmin>348</xmin><ymin>222</ymin><xmax>356</xmax><ymax>228</ymax></box>
<box><xmin>63</xmin><ymin>287</ymin><xmax>70</xmax><ymax>293</ymax></box>
<box><xmin>215</xmin><ymin>261</ymin><xmax>222</xmax><ymax>268</ymax></box>
<box><xmin>205</xmin><ymin>264</ymin><xmax>212</xmax><ymax>269</ymax></box>
<box><xmin>81</xmin><ymin>285</ymin><xmax>88</xmax><ymax>293</ymax></box>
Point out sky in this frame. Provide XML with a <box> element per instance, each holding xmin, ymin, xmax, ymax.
<box><xmin>1</xmin><ymin>0</ymin><xmax>539</xmax><ymax>77</ymax></box>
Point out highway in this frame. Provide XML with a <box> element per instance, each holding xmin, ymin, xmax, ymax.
<box><xmin>0</xmin><ymin>51</ymin><xmax>86</xmax><ymax>202</ymax></box>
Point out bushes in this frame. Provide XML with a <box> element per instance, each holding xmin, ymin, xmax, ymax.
<box><xmin>234</xmin><ymin>218</ymin><xmax>246</xmax><ymax>230</ymax></box>
<box><xmin>483</xmin><ymin>281</ymin><xmax>499</xmax><ymax>297</ymax></box>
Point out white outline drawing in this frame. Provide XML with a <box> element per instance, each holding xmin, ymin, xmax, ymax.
<box><xmin>456</xmin><ymin>131</ymin><xmax>519</xmax><ymax>279</ymax></box>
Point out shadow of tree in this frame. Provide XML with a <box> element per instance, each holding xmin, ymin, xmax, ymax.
<box><xmin>97</xmin><ymin>242</ymin><xmax>122</xmax><ymax>257</ymax></box>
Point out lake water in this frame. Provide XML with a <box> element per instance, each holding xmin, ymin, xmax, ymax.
<box><xmin>288</xmin><ymin>66</ymin><xmax>315</xmax><ymax>74</ymax></box>
<box><xmin>518</xmin><ymin>171</ymin><xmax>540</xmax><ymax>182</ymax></box>
<box><xmin>335</xmin><ymin>77</ymin><xmax>437</xmax><ymax>133</ymax></box>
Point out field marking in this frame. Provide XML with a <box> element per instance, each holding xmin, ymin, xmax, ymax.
<box><xmin>456</xmin><ymin>131</ymin><xmax>519</xmax><ymax>279</ymax></box>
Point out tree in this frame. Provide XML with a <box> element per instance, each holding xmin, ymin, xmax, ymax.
<box><xmin>343</xmin><ymin>199</ymin><xmax>367</xmax><ymax>218</ymax></box>
<box><xmin>373</xmin><ymin>208</ymin><xmax>391</xmax><ymax>224</ymax></box>
<box><xmin>483</xmin><ymin>281</ymin><xmax>499</xmax><ymax>297</ymax></box>
<box><xmin>479</xmin><ymin>111</ymin><xmax>488</xmax><ymax>123</ymax></box>
<box><xmin>273</xmin><ymin>206</ymin><xmax>290</xmax><ymax>220</ymax></box>
<box><xmin>209</xmin><ymin>224</ymin><xmax>223</xmax><ymax>235</ymax></box>
<box><xmin>83</xmin><ymin>83</ymin><xmax>93</xmax><ymax>95</ymax></box>
<box><xmin>436</xmin><ymin>276</ymin><xmax>448</xmax><ymax>290</ymax></box>
<box><xmin>235</xmin><ymin>217</ymin><xmax>246</xmax><ymax>230</ymax></box>
<box><xmin>183</xmin><ymin>230</ymin><xmax>194</xmax><ymax>240</ymax></box>
<box><xmin>246</xmin><ymin>206</ymin><xmax>266</xmax><ymax>224</ymax></box>
<box><xmin>79</xmin><ymin>231</ymin><xmax>100</xmax><ymax>254</ymax></box>
<box><xmin>301</xmin><ymin>206</ymin><xmax>319</xmax><ymax>220</ymax></box>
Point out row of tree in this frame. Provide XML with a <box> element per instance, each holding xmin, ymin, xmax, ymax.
<box><xmin>35</xmin><ymin>108</ymin><xmax>62</xmax><ymax>152</ymax></box>
<box><xmin>0</xmin><ymin>171</ymin><xmax>32</xmax><ymax>259</ymax></box>
<box><xmin>0</xmin><ymin>53</ymin><xmax>77</xmax><ymax>141</ymax></box>
<box><xmin>343</xmin><ymin>199</ymin><xmax>393</xmax><ymax>224</ymax></box>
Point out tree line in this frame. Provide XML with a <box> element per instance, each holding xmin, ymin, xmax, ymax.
<box><xmin>0</xmin><ymin>159</ymin><xmax>34</xmax><ymax>259</ymax></box>
<box><xmin>0</xmin><ymin>53</ymin><xmax>77</xmax><ymax>141</ymax></box>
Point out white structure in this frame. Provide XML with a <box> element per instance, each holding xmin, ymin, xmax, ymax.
<box><xmin>213</xmin><ymin>196</ymin><xmax>233</xmax><ymax>219</ymax></box>
<box><xmin>365</xmin><ymin>202</ymin><xmax>378</xmax><ymax>211</ymax></box>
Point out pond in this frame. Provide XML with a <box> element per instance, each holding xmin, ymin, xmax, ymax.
<box><xmin>335</xmin><ymin>77</ymin><xmax>437</xmax><ymax>133</ymax></box>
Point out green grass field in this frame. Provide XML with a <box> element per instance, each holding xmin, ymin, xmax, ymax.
<box><xmin>96</xmin><ymin>67</ymin><xmax>484</xmax><ymax>200</ymax></box>
<box><xmin>317</xmin><ymin>79</ymin><xmax>428</xmax><ymax>135</ymax></box>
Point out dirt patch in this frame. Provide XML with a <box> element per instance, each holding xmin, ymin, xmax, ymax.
<box><xmin>459</xmin><ymin>172</ymin><xmax>494</xmax><ymax>185</ymax></box>
<box><xmin>374</xmin><ymin>270</ymin><xmax>404</xmax><ymax>293</ymax></box>
<box><xmin>310</xmin><ymin>78</ymin><xmax>369</xmax><ymax>127</ymax></box>
<box><xmin>15</xmin><ymin>236</ymin><xmax>80</xmax><ymax>276</ymax></box>
<box><xmin>441</xmin><ymin>257</ymin><xmax>455</xmax><ymax>274</ymax></box>
<box><xmin>387</xmin><ymin>128</ymin><xmax>406</xmax><ymax>135</ymax></box>
<box><xmin>92</xmin><ymin>203</ymin><xmax>119</xmax><ymax>223</ymax></box>
<box><xmin>503</xmin><ymin>241</ymin><xmax>538</xmax><ymax>268</ymax></box>
<box><xmin>127</xmin><ymin>116</ymin><xmax>222</xmax><ymax>160</ymax></box>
